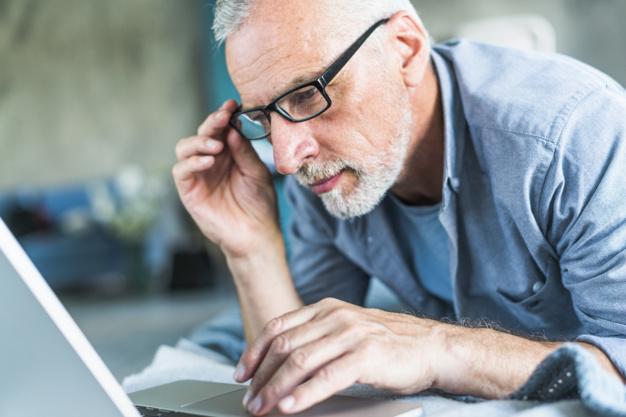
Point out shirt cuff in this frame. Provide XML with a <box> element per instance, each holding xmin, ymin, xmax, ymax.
<box><xmin>508</xmin><ymin>343</ymin><xmax>626</xmax><ymax>415</ymax></box>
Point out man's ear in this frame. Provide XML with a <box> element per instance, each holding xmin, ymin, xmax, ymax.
<box><xmin>387</xmin><ymin>11</ymin><xmax>430</xmax><ymax>87</ymax></box>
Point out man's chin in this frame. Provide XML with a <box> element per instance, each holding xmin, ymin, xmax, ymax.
<box><xmin>319</xmin><ymin>188</ymin><xmax>385</xmax><ymax>220</ymax></box>
<box><xmin>297</xmin><ymin>161</ymin><xmax>398</xmax><ymax>219</ymax></box>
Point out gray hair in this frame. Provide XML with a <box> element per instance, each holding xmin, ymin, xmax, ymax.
<box><xmin>213</xmin><ymin>0</ymin><xmax>426</xmax><ymax>46</ymax></box>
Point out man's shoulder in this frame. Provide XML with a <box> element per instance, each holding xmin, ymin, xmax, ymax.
<box><xmin>434</xmin><ymin>39</ymin><xmax>623</xmax><ymax>143</ymax></box>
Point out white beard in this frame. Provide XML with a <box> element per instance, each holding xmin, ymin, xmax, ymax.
<box><xmin>295</xmin><ymin>93</ymin><xmax>413</xmax><ymax>219</ymax></box>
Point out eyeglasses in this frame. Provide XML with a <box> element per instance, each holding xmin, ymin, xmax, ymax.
<box><xmin>230</xmin><ymin>18</ymin><xmax>390</xmax><ymax>140</ymax></box>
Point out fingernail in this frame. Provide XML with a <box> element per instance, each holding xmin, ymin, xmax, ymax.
<box><xmin>213</xmin><ymin>110</ymin><xmax>228</xmax><ymax>125</ymax></box>
<box><xmin>242</xmin><ymin>389</ymin><xmax>253</xmax><ymax>407</ymax></box>
<box><xmin>233</xmin><ymin>363</ymin><xmax>245</xmax><ymax>381</ymax></box>
<box><xmin>199</xmin><ymin>156</ymin><xmax>212</xmax><ymax>164</ymax></box>
<box><xmin>206</xmin><ymin>140</ymin><xmax>220</xmax><ymax>151</ymax></box>
<box><xmin>279</xmin><ymin>395</ymin><xmax>295</xmax><ymax>412</ymax></box>
<box><xmin>248</xmin><ymin>397</ymin><xmax>262</xmax><ymax>414</ymax></box>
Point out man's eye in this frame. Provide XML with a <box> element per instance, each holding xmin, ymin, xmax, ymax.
<box><xmin>289</xmin><ymin>87</ymin><xmax>319</xmax><ymax>106</ymax></box>
<box><xmin>276</xmin><ymin>85</ymin><xmax>325</xmax><ymax>118</ymax></box>
<box><xmin>296</xmin><ymin>87</ymin><xmax>317</xmax><ymax>101</ymax></box>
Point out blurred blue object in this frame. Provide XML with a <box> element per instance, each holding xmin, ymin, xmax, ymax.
<box><xmin>18</xmin><ymin>227</ymin><xmax>127</xmax><ymax>289</ymax></box>
<box><xmin>0</xmin><ymin>183</ymin><xmax>128</xmax><ymax>290</ymax></box>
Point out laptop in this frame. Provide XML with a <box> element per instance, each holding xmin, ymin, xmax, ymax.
<box><xmin>0</xmin><ymin>217</ymin><xmax>422</xmax><ymax>417</ymax></box>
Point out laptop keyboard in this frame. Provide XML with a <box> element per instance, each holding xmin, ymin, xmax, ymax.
<box><xmin>135</xmin><ymin>406</ymin><xmax>176</xmax><ymax>416</ymax></box>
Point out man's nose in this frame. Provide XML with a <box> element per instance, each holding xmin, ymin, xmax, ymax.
<box><xmin>270</xmin><ymin>118</ymin><xmax>319</xmax><ymax>175</ymax></box>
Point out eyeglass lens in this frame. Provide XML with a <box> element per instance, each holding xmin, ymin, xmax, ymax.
<box><xmin>234</xmin><ymin>110</ymin><xmax>271</xmax><ymax>140</ymax></box>
<box><xmin>276</xmin><ymin>85</ymin><xmax>329</xmax><ymax>120</ymax></box>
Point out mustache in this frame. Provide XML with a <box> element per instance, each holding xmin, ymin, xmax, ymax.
<box><xmin>294</xmin><ymin>159</ymin><xmax>359</xmax><ymax>185</ymax></box>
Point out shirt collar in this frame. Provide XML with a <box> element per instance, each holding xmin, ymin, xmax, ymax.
<box><xmin>430</xmin><ymin>46</ymin><xmax>467</xmax><ymax>197</ymax></box>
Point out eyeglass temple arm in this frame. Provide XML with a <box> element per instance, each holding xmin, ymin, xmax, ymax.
<box><xmin>318</xmin><ymin>18</ymin><xmax>390</xmax><ymax>88</ymax></box>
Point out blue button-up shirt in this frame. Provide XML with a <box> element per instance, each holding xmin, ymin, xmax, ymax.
<box><xmin>285</xmin><ymin>40</ymin><xmax>626</xmax><ymax>378</ymax></box>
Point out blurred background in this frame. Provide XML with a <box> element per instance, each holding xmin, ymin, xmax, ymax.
<box><xmin>1</xmin><ymin>0</ymin><xmax>625</xmax><ymax>381</ymax></box>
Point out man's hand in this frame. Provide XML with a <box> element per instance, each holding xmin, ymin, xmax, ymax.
<box><xmin>234</xmin><ymin>298</ymin><xmax>612</xmax><ymax>416</ymax></box>
<box><xmin>173</xmin><ymin>100</ymin><xmax>303</xmax><ymax>341</ymax></box>
<box><xmin>233</xmin><ymin>298</ymin><xmax>441</xmax><ymax>415</ymax></box>
<box><xmin>172</xmin><ymin>99</ymin><xmax>279</xmax><ymax>258</ymax></box>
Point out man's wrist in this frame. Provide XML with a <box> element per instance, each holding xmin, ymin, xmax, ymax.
<box><xmin>223</xmin><ymin>227</ymin><xmax>303</xmax><ymax>340</ymax></box>
<box><xmin>221</xmin><ymin>224</ymin><xmax>284</xmax><ymax>262</ymax></box>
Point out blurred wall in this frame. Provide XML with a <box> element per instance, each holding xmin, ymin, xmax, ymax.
<box><xmin>0</xmin><ymin>0</ymin><xmax>205</xmax><ymax>190</ymax></box>
<box><xmin>1</xmin><ymin>0</ymin><xmax>624</xmax><ymax>191</ymax></box>
<box><xmin>414</xmin><ymin>0</ymin><xmax>626</xmax><ymax>86</ymax></box>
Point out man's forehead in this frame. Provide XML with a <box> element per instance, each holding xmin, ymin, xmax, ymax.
<box><xmin>225</xmin><ymin>5</ymin><xmax>335</xmax><ymax>108</ymax></box>
<box><xmin>233</xmin><ymin>54</ymin><xmax>321</xmax><ymax>101</ymax></box>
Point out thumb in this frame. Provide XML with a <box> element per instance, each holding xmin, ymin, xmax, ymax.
<box><xmin>227</xmin><ymin>128</ymin><xmax>271</xmax><ymax>179</ymax></box>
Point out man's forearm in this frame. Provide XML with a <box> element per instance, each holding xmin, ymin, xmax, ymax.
<box><xmin>226</xmin><ymin>232</ymin><xmax>303</xmax><ymax>343</ymax></box>
<box><xmin>435</xmin><ymin>324</ymin><xmax>561</xmax><ymax>398</ymax></box>
<box><xmin>434</xmin><ymin>323</ymin><xmax>625</xmax><ymax>398</ymax></box>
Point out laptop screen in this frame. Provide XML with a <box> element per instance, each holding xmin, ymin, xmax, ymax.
<box><xmin>0</xmin><ymin>218</ymin><xmax>138</xmax><ymax>417</ymax></box>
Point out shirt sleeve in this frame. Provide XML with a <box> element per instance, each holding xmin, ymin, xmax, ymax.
<box><xmin>284</xmin><ymin>176</ymin><xmax>370</xmax><ymax>306</ymax></box>
<box><xmin>539</xmin><ymin>84</ymin><xmax>626</xmax><ymax>378</ymax></box>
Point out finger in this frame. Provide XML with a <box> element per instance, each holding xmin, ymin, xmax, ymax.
<box><xmin>236</xmin><ymin>300</ymin><xmax>349</xmax><ymax>382</ymax></box>
<box><xmin>235</xmin><ymin>303</ymin><xmax>321</xmax><ymax>383</ymax></box>
<box><xmin>172</xmin><ymin>155</ymin><xmax>215</xmax><ymax>191</ymax></box>
<box><xmin>243</xmin><ymin>300</ymin><xmax>359</xmax><ymax>387</ymax></box>
<box><xmin>175</xmin><ymin>135</ymin><xmax>224</xmax><ymax>162</ymax></box>
<box><xmin>277</xmin><ymin>353</ymin><xmax>360</xmax><ymax>415</ymax></box>
<box><xmin>245</xmin><ymin>314</ymin><xmax>342</xmax><ymax>405</ymax></box>
<box><xmin>247</xmin><ymin>333</ymin><xmax>358</xmax><ymax>415</ymax></box>
<box><xmin>197</xmin><ymin>99</ymin><xmax>239</xmax><ymax>137</ymax></box>
<box><xmin>227</xmin><ymin>128</ymin><xmax>269</xmax><ymax>179</ymax></box>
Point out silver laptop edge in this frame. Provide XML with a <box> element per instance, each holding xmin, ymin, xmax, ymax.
<box><xmin>0</xmin><ymin>217</ymin><xmax>140</xmax><ymax>417</ymax></box>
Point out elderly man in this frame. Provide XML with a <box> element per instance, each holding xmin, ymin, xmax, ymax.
<box><xmin>173</xmin><ymin>0</ymin><xmax>626</xmax><ymax>415</ymax></box>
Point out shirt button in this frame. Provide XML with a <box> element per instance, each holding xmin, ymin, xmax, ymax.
<box><xmin>532</xmin><ymin>281</ymin><xmax>544</xmax><ymax>293</ymax></box>
<box><xmin>367</xmin><ymin>236</ymin><xmax>373</xmax><ymax>244</ymax></box>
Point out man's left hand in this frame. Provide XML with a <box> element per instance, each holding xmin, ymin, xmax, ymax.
<box><xmin>233</xmin><ymin>298</ymin><xmax>442</xmax><ymax>415</ymax></box>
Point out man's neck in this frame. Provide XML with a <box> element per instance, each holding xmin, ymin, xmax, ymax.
<box><xmin>391</xmin><ymin>63</ymin><xmax>445</xmax><ymax>207</ymax></box>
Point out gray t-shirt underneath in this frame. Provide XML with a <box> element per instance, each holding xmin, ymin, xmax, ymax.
<box><xmin>387</xmin><ymin>193</ymin><xmax>452</xmax><ymax>303</ymax></box>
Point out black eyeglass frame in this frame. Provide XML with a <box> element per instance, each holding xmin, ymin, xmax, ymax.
<box><xmin>229</xmin><ymin>17</ymin><xmax>390</xmax><ymax>140</ymax></box>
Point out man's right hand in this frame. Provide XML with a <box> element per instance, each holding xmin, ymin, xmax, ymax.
<box><xmin>172</xmin><ymin>99</ymin><xmax>279</xmax><ymax>259</ymax></box>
